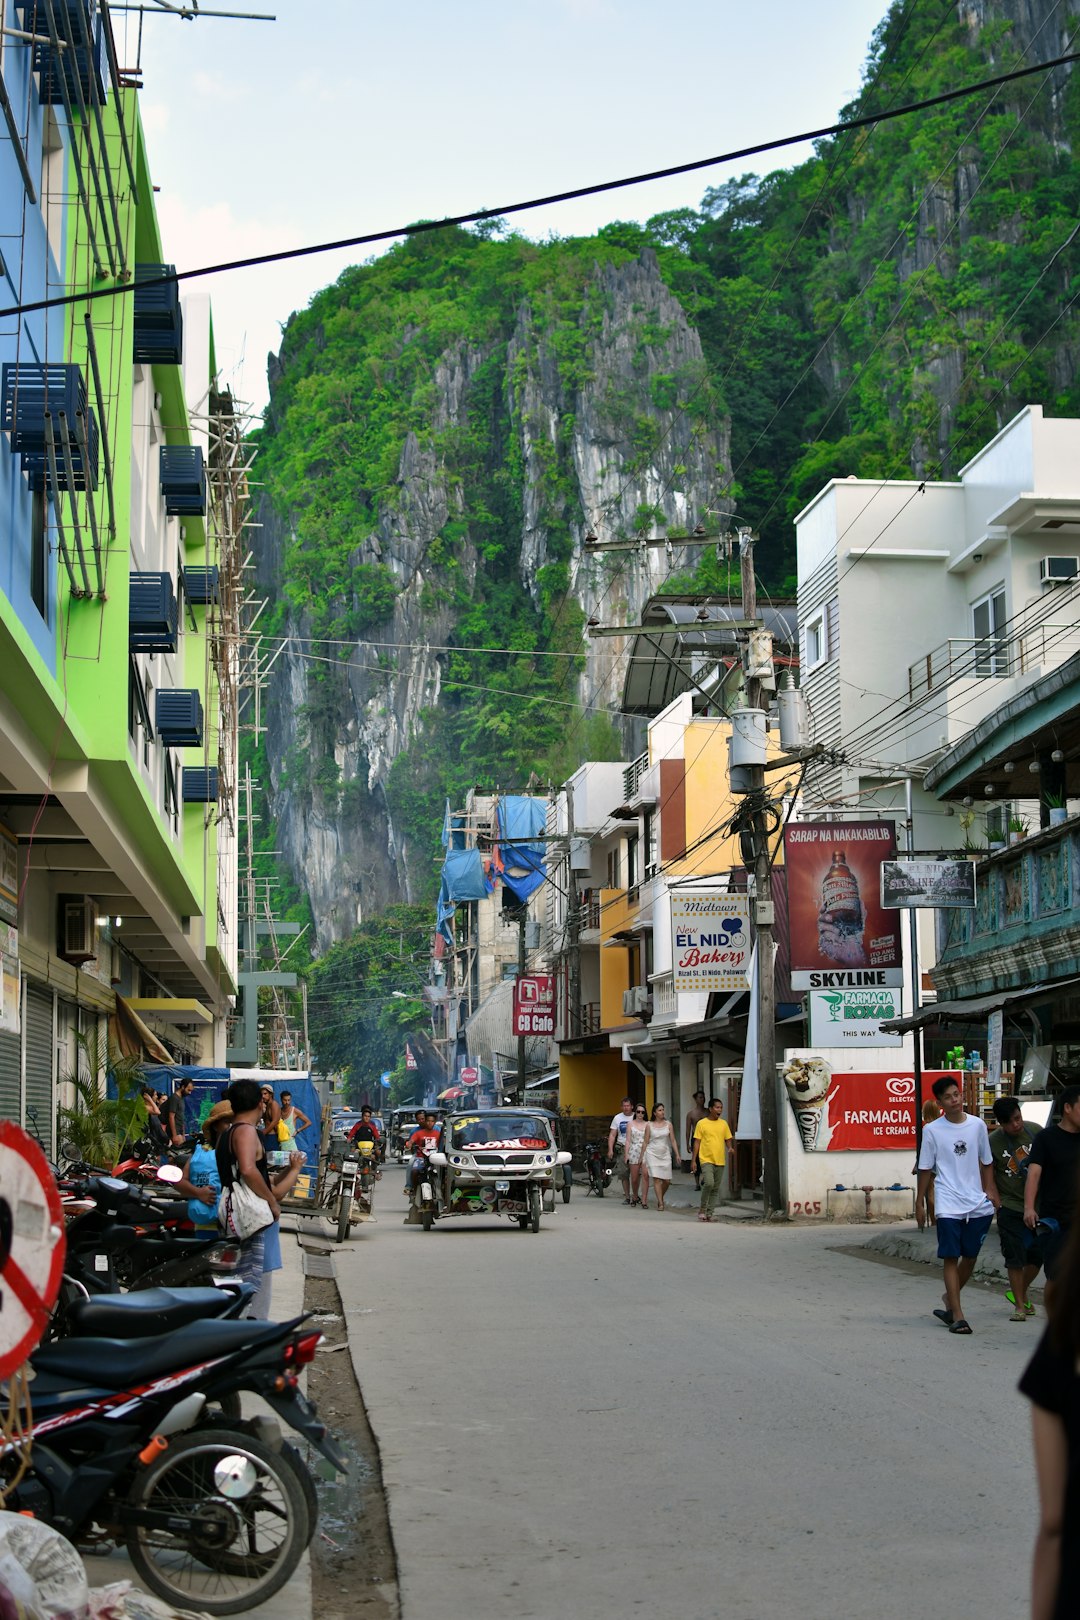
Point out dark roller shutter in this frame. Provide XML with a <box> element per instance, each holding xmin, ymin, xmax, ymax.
<box><xmin>0</xmin><ymin>1026</ymin><xmax>18</xmax><ymax>1124</ymax></box>
<box><xmin>24</xmin><ymin>984</ymin><xmax>54</xmax><ymax>1157</ymax></box>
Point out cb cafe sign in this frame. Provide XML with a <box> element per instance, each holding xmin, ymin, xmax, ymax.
<box><xmin>808</xmin><ymin>986</ymin><xmax>902</xmax><ymax>1048</ymax></box>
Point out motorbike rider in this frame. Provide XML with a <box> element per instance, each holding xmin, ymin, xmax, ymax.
<box><xmin>405</xmin><ymin>1111</ymin><xmax>441</xmax><ymax>1197</ymax></box>
<box><xmin>348</xmin><ymin>1105</ymin><xmax>382</xmax><ymax>1148</ymax></box>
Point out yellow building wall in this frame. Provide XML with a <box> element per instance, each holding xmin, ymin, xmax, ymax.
<box><xmin>598</xmin><ymin>887</ymin><xmax>636</xmax><ymax>1028</ymax></box>
<box><xmin>670</xmin><ymin>719</ymin><xmax>791</xmax><ymax>878</ymax></box>
<box><xmin>559</xmin><ymin>1050</ymin><xmax>633</xmax><ymax>1116</ymax></box>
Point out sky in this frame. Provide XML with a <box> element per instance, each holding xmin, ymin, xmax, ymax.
<box><xmin>124</xmin><ymin>0</ymin><xmax>892</xmax><ymax>415</ymax></box>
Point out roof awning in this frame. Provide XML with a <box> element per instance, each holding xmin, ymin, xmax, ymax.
<box><xmin>127</xmin><ymin>997</ymin><xmax>214</xmax><ymax>1024</ymax></box>
<box><xmin>881</xmin><ymin>976</ymin><xmax>1080</xmax><ymax>1033</ymax></box>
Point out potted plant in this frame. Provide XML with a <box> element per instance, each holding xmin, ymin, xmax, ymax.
<box><xmin>1008</xmin><ymin>815</ymin><xmax>1030</xmax><ymax>845</ymax></box>
<box><xmin>56</xmin><ymin>1027</ymin><xmax>148</xmax><ymax>1169</ymax></box>
<box><xmin>1045</xmin><ymin>790</ymin><xmax>1069</xmax><ymax>828</ymax></box>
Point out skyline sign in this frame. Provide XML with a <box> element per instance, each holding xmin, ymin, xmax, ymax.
<box><xmin>784</xmin><ymin>821</ymin><xmax>903</xmax><ymax>989</ymax></box>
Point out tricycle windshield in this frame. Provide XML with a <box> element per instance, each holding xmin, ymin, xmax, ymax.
<box><xmin>450</xmin><ymin>1114</ymin><xmax>553</xmax><ymax>1149</ymax></box>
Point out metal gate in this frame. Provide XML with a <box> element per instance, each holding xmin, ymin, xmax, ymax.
<box><xmin>0</xmin><ymin>1022</ymin><xmax>19</xmax><ymax>1124</ymax></box>
<box><xmin>24</xmin><ymin>983</ymin><xmax>54</xmax><ymax>1156</ymax></box>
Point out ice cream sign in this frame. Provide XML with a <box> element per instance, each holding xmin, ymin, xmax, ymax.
<box><xmin>670</xmin><ymin>892</ymin><xmax>751</xmax><ymax>992</ymax></box>
<box><xmin>783</xmin><ymin>1062</ymin><xmax>954</xmax><ymax>1151</ymax></box>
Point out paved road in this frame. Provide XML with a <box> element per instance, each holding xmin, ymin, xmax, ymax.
<box><xmin>335</xmin><ymin>1194</ymin><xmax>1040</xmax><ymax>1620</ymax></box>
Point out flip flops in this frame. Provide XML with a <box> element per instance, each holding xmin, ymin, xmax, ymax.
<box><xmin>1006</xmin><ymin>1291</ymin><xmax>1037</xmax><ymax>1316</ymax></box>
<box><xmin>1009</xmin><ymin>1307</ymin><xmax>1028</xmax><ymax>1322</ymax></box>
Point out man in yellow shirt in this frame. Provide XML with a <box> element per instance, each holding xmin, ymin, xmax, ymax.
<box><xmin>692</xmin><ymin>1098</ymin><xmax>734</xmax><ymax>1222</ymax></box>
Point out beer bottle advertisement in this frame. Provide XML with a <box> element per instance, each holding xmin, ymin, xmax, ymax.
<box><xmin>783</xmin><ymin>820</ymin><xmax>903</xmax><ymax>989</ymax></box>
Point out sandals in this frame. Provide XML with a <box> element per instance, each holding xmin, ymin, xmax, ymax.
<box><xmin>932</xmin><ymin>1308</ymin><xmax>954</xmax><ymax>1326</ymax></box>
<box><xmin>697</xmin><ymin>1211</ymin><xmax>709</xmax><ymax>1222</ymax></box>
<box><xmin>1006</xmin><ymin>1292</ymin><xmax>1037</xmax><ymax>1316</ymax></box>
<box><xmin>1009</xmin><ymin>1307</ymin><xmax>1028</xmax><ymax>1322</ymax></box>
<box><xmin>948</xmin><ymin>1319</ymin><xmax>973</xmax><ymax>1335</ymax></box>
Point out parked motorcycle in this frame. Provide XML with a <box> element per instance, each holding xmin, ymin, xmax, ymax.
<box><xmin>61</xmin><ymin>1175</ymin><xmax>243</xmax><ymax>1295</ymax></box>
<box><xmin>584</xmin><ymin>1141</ymin><xmax>612</xmax><ymax>1196</ymax></box>
<box><xmin>12</xmin><ymin>1309</ymin><xmax>346</xmax><ymax>1615</ymax></box>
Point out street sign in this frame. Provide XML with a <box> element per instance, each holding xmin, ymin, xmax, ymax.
<box><xmin>512</xmin><ymin>975</ymin><xmax>555</xmax><ymax>1036</ymax></box>
<box><xmin>808</xmin><ymin>987</ymin><xmax>903</xmax><ymax>1048</ymax></box>
<box><xmin>670</xmin><ymin>892</ymin><xmax>751</xmax><ymax>992</ymax></box>
<box><xmin>0</xmin><ymin>1120</ymin><xmax>66</xmax><ymax>1376</ymax></box>
<box><xmin>880</xmin><ymin>858</ymin><xmax>976</xmax><ymax>909</ymax></box>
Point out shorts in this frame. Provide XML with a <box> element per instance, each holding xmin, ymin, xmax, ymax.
<box><xmin>997</xmin><ymin>1205</ymin><xmax>1043</xmax><ymax>1270</ymax></box>
<box><xmin>936</xmin><ymin>1213</ymin><xmax>993</xmax><ymax>1260</ymax></box>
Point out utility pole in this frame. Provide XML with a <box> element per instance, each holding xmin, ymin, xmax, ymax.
<box><xmin>740</xmin><ymin>531</ymin><xmax>782</xmax><ymax>1218</ymax></box>
<box><xmin>516</xmin><ymin>905</ymin><xmax>527</xmax><ymax>1105</ymax></box>
<box><xmin>566</xmin><ymin>789</ymin><xmax>582</xmax><ymax>1039</ymax></box>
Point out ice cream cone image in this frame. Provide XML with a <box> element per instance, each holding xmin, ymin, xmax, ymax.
<box><xmin>784</xmin><ymin>1058</ymin><xmax>834</xmax><ymax>1151</ymax></box>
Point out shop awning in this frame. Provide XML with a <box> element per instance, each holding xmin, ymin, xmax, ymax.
<box><xmin>881</xmin><ymin>976</ymin><xmax>1080</xmax><ymax>1033</ymax></box>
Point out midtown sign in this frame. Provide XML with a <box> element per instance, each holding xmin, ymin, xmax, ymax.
<box><xmin>809</xmin><ymin>987</ymin><xmax>902</xmax><ymax>1048</ymax></box>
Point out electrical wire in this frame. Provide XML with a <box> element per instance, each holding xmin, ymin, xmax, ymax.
<box><xmin>2</xmin><ymin>49</ymin><xmax>1079</xmax><ymax>327</ymax></box>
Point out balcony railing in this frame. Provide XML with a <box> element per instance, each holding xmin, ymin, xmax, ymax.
<box><xmin>909</xmin><ymin>622</ymin><xmax>1080</xmax><ymax>699</ymax></box>
<box><xmin>651</xmin><ymin>973</ymin><xmax>677</xmax><ymax>1018</ymax></box>
<box><xmin>623</xmin><ymin>752</ymin><xmax>649</xmax><ymax>802</ymax></box>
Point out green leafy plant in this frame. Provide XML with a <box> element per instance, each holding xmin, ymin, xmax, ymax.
<box><xmin>56</xmin><ymin>1028</ymin><xmax>148</xmax><ymax>1168</ymax></box>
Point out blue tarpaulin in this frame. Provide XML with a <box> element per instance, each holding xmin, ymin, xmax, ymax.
<box><xmin>443</xmin><ymin>847</ymin><xmax>491</xmax><ymax>901</ymax></box>
<box><xmin>497</xmin><ymin>796</ymin><xmax>547</xmax><ymax>903</ymax></box>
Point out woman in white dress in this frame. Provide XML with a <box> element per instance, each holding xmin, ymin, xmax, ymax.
<box><xmin>626</xmin><ymin>1106</ymin><xmax>650</xmax><ymax>1207</ymax></box>
<box><xmin>641</xmin><ymin>1103</ymin><xmax>679</xmax><ymax>1210</ymax></box>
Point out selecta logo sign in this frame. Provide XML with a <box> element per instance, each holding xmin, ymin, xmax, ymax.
<box><xmin>886</xmin><ymin>1077</ymin><xmax>915</xmax><ymax>1097</ymax></box>
<box><xmin>670</xmin><ymin>892</ymin><xmax>751</xmax><ymax>993</ymax></box>
<box><xmin>808</xmin><ymin>986</ymin><xmax>902</xmax><ymax>1048</ymax></box>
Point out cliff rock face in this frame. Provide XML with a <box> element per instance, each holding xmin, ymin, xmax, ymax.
<box><xmin>256</xmin><ymin>249</ymin><xmax>731</xmax><ymax>948</ymax></box>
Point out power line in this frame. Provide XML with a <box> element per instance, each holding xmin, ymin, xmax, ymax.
<box><xmin>2</xmin><ymin>50</ymin><xmax>1079</xmax><ymax>325</ymax></box>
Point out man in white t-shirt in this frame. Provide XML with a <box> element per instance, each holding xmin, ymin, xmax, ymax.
<box><xmin>607</xmin><ymin>1098</ymin><xmax>635</xmax><ymax>1205</ymax></box>
<box><xmin>916</xmin><ymin>1075</ymin><xmax>1000</xmax><ymax>1335</ymax></box>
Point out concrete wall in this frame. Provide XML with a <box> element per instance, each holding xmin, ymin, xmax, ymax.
<box><xmin>780</xmin><ymin>1045</ymin><xmax>917</xmax><ymax>1222</ymax></box>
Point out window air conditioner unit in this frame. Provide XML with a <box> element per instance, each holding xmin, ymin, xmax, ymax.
<box><xmin>1040</xmin><ymin>555</ymin><xmax>1080</xmax><ymax>586</ymax></box>
<box><xmin>59</xmin><ymin>894</ymin><xmax>97</xmax><ymax>963</ymax></box>
<box><xmin>622</xmin><ymin>986</ymin><xmax>652</xmax><ymax>1017</ymax></box>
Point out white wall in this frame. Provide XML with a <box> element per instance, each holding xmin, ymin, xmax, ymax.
<box><xmin>780</xmin><ymin>1044</ymin><xmax>917</xmax><ymax>1221</ymax></box>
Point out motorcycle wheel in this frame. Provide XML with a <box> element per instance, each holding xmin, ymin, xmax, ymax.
<box><xmin>529</xmin><ymin>1185</ymin><xmax>541</xmax><ymax>1234</ymax></box>
<box><xmin>421</xmin><ymin>1205</ymin><xmax>434</xmax><ymax>1231</ymax></box>
<box><xmin>335</xmin><ymin>1191</ymin><xmax>352</xmax><ymax>1244</ymax></box>
<box><xmin>198</xmin><ymin>1419</ymin><xmax>319</xmax><ymax>1548</ymax></box>
<box><xmin>124</xmin><ymin>1426</ymin><xmax>309</xmax><ymax>1616</ymax></box>
<box><xmin>562</xmin><ymin>1181</ymin><xmax>571</xmax><ymax>1204</ymax></box>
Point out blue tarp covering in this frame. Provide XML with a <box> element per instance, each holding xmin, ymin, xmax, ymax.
<box><xmin>118</xmin><ymin>1067</ymin><xmax>323</xmax><ymax>1189</ymax></box>
<box><xmin>497</xmin><ymin>796</ymin><xmax>547</xmax><ymax>903</ymax></box>
<box><xmin>443</xmin><ymin>847</ymin><xmax>491</xmax><ymax>901</ymax></box>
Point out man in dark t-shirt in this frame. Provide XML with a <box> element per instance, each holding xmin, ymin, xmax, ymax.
<box><xmin>162</xmin><ymin>1078</ymin><xmax>195</xmax><ymax>1149</ymax></box>
<box><xmin>1025</xmin><ymin>1084</ymin><xmax>1080</xmax><ymax>1278</ymax></box>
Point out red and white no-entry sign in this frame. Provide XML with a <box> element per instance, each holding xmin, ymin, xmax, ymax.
<box><xmin>0</xmin><ymin>1120</ymin><xmax>66</xmax><ymax>1376</ymax></box>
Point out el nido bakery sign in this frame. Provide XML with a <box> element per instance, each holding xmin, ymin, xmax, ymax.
<box><xmin>783</xmin><ymin>821</ymin><xmax>903</xmax><ymax>990</ymax></box>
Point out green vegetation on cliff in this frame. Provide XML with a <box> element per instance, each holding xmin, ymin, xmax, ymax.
<box><xmin>254</xmin><ymin>0</ymin><xmax>1080</xmax><ymax>950</ymax></box>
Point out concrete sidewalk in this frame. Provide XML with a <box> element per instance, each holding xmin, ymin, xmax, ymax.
<box><xmin>81</xmin><ymin>1226</ymin><xmax>313</xmax><ymax>1620</ymax></box>
<box><xmin>860</xmin><ymin>1219</ymin><xmax>1045</xmax><ymax>1295</ymax></box>
<box><xmin>586</xmin><ymin>1161</ymin><xmax>763</xmax><ymax>1218</ymax></box>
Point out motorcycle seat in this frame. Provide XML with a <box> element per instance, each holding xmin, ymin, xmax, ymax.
<box><xmin>31</xmin><ymin>1317</ymin><xmax>289</xmax><ymax>1385</ymax></box>
<box><xmin>66</xmin><ymin>1286</ymin><xmax>231</xmax><ymax>1338</ymax></box>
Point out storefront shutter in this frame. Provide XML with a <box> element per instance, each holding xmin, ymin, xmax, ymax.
<box><xmin>24</xmin><ymin>984</ymin><xmax>54</xmax><ymax>1156</ymax></box>
<box><xmin>0</xmin><ymin>1026</ymin><xmax>19</xmax><ymax>1123</ymax></box>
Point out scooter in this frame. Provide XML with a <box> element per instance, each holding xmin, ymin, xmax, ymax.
<box><xmin>585</xmin><ymin>1140</ymin><xmax>612</xmax><ymax>1196</ymax></box>
<box><xmin>11</xmin><ymin>1310</ymin><xmax>346</xmax><ymax>1616</ymax></box>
